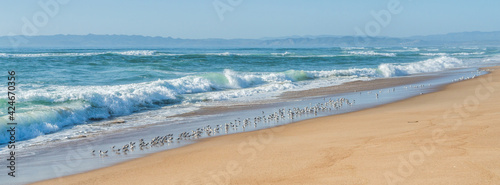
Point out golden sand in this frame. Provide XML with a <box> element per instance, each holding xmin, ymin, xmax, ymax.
<box><xmin>35</xmin><ymin>67</ymin><xmax>500</xmax><ymax>185</ymax></box>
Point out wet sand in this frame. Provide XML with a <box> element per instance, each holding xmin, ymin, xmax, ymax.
<box><xmin>34</xmin><ymin>67</ymin><xmax>500</xmax><ymax>185</ymax></box>
<box><xmin>280</xmin><ymin>74</ymin><xmax>437</xmax><ymax>99</ymax></box>
<box><xmin>178</xmin><ymin>74</ymin><xmax>436</xmax><ymax>117</ymax></box>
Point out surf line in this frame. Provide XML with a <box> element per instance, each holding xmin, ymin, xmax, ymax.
<box><xmin>6</xmin><ymin>70</ymin><xmax>17</xmax><ymax>177</ymax></box>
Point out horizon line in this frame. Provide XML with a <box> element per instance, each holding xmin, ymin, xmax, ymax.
<box><xmin>2</xmin><ymin>30</ymin><xmax>499</xmax><ymax>40</ymax></box>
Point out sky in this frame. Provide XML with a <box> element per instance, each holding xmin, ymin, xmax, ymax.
<box><xmin>1</xmin><ymin>0</ymin><xmax>499</xmax><ymax>39</ymax></box>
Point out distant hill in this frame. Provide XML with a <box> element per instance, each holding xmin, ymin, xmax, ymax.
<box><xmin>408</xmin><ymin>31</ymin><xmax>500</xmax><ymax>46</ymax></box>
<box><xmin>1</xmin><ymin>31</ymin><xmax>500</xmax><ymax>48</ymax></box>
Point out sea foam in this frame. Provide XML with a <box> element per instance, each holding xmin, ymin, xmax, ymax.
<box><xmin>0</xmin><ymin>50</ymin><xmax>158</xmax><ymax>58</ymax></box>
<box><xmin>378</xmin><ymin>56</ymin><xmax>464</xmax><ymax>77</ymax></box>
<box><xmin>347</xmin><ymin>51</ymin><xmax>396</xmax><ymax>57</ymax></box>
<box><xmin>0</xmin><ymin>56</ymin><xmax>470</xmax><ymax>144</ymax></box>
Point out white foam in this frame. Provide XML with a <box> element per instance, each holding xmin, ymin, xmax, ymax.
<box><xmin>420</xmin><ymin>53</ymin><xmax>448</xmax><ymax>56</ymax></box>
<box><xmin>0</xmin><ymin>50</ymin><xmax>158</xmax><ymax>58</ymax></box>
<box><xmin>271</xmin><ymin>51</ymin><xmax>293</xmax><ymax>56</ymax></box>
<box><xmin>420</xmin><ymin>52</ymin><xmax>485</xmax><ymax>56</ymax></box>
<box><xmin>388</xmin><ymin>47</ymin><xmax>420</xmax><ymax>52</ymax></box>
<box><xmin>111</xmin><ymin>50</ymin><xmax>156</xmax><ymax>56</ymax></box>
<box><xmin>460</xmin><ymin>47</ymin><xmax>480</xmax><ymax>50</ymax></box>
<box><xmin>0</xmin><ymin>55</ymin><xmax>474</xmax><ymax>144</ymax></box>
<box><xmin>202</xmin><ymin>52</ymin><xmax>255</xmax><ymax>56</ymax></box>
<box><xmin>0</xmin><ymin>52</ymin><xmax>103</xmax><ymax>57</ymax></box>
<box><xmin>406</xmin><ymin>47</ymin><xmax>420</xmax><ymax>52</ymax></box>
<box><xmin>378</xmin><ymin>56</ymin><xmax>464</xmax><ymax>77</ymax></box>
<box><xmin>451</xmin><ymin>52</ymin><xmax>485</xmax><ymax>56</ymax></box>
<box><xmin>0</xmin><ymin>67</ymin><xmax>387</xmax><ymax>144</ymax></box>
<box><xmin>341</xmin><ymin>47</ymin><xmax>365</xmax><ymax>50</ymax></box>
<box><xmin>347</xmin><ymin>51</ymin><xmax>396</xmax><ymax>57</ymax></box>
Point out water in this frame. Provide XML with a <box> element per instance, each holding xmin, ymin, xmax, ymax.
<box><xmin>0</xmin><ymin>47</ymin><xmax>499</xmax><ymax>147</ymax></box>
<box><xmin>1</xmin><ymin>46</ymin><xmax>499</xmax><ymax>184</ymax></box>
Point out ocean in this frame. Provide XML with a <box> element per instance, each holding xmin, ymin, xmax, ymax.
<box><xmin>0</xmin><ymin>46</ymin><xmax>498</xmax><ymax>150</ymax></box>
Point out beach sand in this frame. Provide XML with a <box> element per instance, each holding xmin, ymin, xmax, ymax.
<box><xmin>34</xmin><ymin>66</ymin><xmax>500</xmax><ymax>185</ymax></box>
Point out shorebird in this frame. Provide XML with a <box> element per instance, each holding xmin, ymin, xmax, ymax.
<box><xmin>86</xmin><ymin>96</ymin><xmax>361</xmax><ymax>159</ymax></box>
<box><xmin>99</xmin><ymin>150</ymin><xmax>108</xmax><ymax>156</ymax></box>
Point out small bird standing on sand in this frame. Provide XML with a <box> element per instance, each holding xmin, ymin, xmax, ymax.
<box><xmin>98</xmin><ymin>150</ymin><xmax>108</xmax><ymax>157</ymax></box>
<box><xmin>89</xmin><ymin>96</ymin><xmax>361</xmax><ymax>158</ymax></box>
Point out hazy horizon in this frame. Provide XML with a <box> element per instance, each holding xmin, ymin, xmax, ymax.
<box><xmin>2</xmin><ymin>0</ymin><xmax>500</xmax><ymax>39</ymax></box>
<box><xmin>3</xmin><ymin>30</ymin><xmax>500</xmax><ymax>40</ymax></box>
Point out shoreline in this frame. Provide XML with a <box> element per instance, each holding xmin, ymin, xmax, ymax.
<box><xmin>176</xmin><ymin>73</ymin><xmax>438</xmax><ymax>118</ymax></box>
<box><xmin>33</xmin><ymin>66</ymin><xmax>500</xmax><ymax>184</ymax></box>
<box><xmin>5</xmin><ymin>67</ymin><xmax>472</xmax><ymax>185</ymax></box>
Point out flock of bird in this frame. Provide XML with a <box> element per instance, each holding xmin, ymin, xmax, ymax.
<box><xmin>92</xmin><ymin>97</ymin><xmax>354</xmax><ymax>157</ymax></box>
<box><xmin>453</xmin><ymin>69</ymin><xmax>487</xmax><ymax>82</ymax></box>
<box><xmin>92</xmin><ymin>70</ymin><xmax>485</xmax><ymax>157</ymax></box>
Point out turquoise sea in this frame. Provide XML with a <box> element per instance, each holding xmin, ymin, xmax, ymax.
<box><xmin>0</xmin><ymin>46</ymin><xmax>499</xmax><ymax>146</ymax></box>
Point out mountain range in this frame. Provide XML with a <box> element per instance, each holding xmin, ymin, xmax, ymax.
<box><xmin>1</xmin><ymin>31</ymin><xmax>500</xmax><ymax>48</ymax></box>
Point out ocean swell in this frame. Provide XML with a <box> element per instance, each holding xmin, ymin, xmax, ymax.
<box><xmin>0</xmin><ymin>56</ymin><xmax>470</xmax><ymax>144</ymax></box>
<box><xmin>377</xmin><ymin>56</ymin><xmax>464</xmax><ymax>77</ymax></box>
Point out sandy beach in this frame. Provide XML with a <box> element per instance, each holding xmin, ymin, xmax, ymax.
<box><xmin>34</xmin><ymin>66</ymin><xmax>500</xmax><ymax>185</ymax></box>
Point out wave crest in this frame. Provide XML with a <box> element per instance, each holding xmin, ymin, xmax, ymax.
<box><xmin>347</xmin><ymin>51</ymin><xmax>396</xmax><ymax>57</ymax></box>
<box><xmin>0</xmin><ymin>50</ymin><xmax>158</xmax><ymax>58</ymax></box>
<box><xmin>0</xmin><ymin>56</ymin><xmax>471</xmax><ymax>144</ymax></box>
<box><xmin>378</xmin><ymin>56</ymin><xmax>463</xmax><ymax>77</ymax></box>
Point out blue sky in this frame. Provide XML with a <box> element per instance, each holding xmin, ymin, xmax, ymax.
<box><xmin>1</xmin><ymin>0</ymin><xmax>499</xmax><ymax>39</ymax></box>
